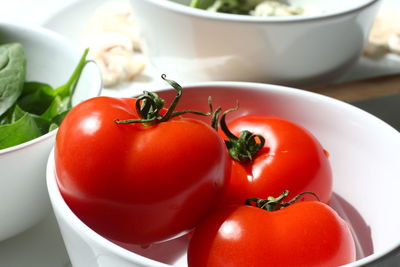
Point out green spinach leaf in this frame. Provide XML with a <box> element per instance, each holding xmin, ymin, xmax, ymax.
<box><xmin>49</xmin><ymin>110</ymin><xmax>69</xmax><ymax>131</ymax></box>
<box><xmin>190</xmin><ymin>0</ymin><xmax>216</xmax><ymax>9</ymax></box>
<box><xmin>17</xmin><ymin>82</ymin><xmax>55</xmax><ymax>115</ymax></box>
<box><xmin>0</xmin><ymin>104</ymin><xmax>25</xmax><ymax>125</ymax></box>
<box><xmin>0</xmin><ymin>106</ymin><xmax>50</xmax><ymax>149</ymax></box>
<box><xmin>40</xmin><ymin>95</ymin><xmax>70</xmax><ymax>121</ymax></box>
<box><xmin>190</xmin><ymin>0</ymin><xmax>262</xmax><ymax>14</ymax></box>
<box><xmin>0</xmin><ymin>43</ymin><xmax>26</xmax><ymax>116</ymax></box>
<box><xmin>52</xmin><ymin>48</ymin><xmax>90</xmax><ymax>101</ymax></box>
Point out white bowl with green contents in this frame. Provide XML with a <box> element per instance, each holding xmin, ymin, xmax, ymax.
<box><xmin>130</xmin><ymin>0</ymin><xmax>382</xmax><ymax>86</ymax></box>
<box><xmin>0</xmin><ymin>21</ymin><xmax>102</xmax><ymax>241</ymax></box>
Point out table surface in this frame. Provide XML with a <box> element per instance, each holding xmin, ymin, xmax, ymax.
<box><xmin>0</xmin><ymin>1</ymin><xmax>399</xmax><ymax>267</ymax></box>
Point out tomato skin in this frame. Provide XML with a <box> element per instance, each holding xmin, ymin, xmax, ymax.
<box><xmin>55</xmin><ymin>96</ymin><xmax>230</xmax><ymax>245</ymax></box>
<box><xmin>220</xmin><ymin>115</ymin><xmax>332</xmax><ymax>204</ymax></box>
<box><xmin>188</xmin><ymin>201</ymin><xmax>356</xmax><ymax>267</ymax></box>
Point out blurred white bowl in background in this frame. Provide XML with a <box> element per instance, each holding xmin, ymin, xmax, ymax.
<box><xmin>130</xmin><ymin>0</ymin><xmax>382</xmax><ymax>86</ymax></box>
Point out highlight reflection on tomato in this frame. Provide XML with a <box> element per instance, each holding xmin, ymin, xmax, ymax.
<box><xmin>219</xmin><ymin>114</ymin><xmax>333</xmax><ymax>204</ymax></box>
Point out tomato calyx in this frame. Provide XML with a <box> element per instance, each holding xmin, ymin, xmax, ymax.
<box><xmin>215</xmin><ymin>103</ymin><xmax>265</xmax><ymax>163</ymax></box>
<box><xmin>245</xmin><ymin>190</ymin><xmax>320</xmax><ymax>212</ymax></box>
<box><xmin>115</xmin><ymin>74</ymin><xmax>213</xmax><ymax>126</ymax></box>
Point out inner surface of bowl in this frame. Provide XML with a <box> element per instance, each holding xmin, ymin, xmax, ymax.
<box><xmin>48</xmin><ymin>83</ymin><xmax>400</xmax><ymax>267</ymax></box>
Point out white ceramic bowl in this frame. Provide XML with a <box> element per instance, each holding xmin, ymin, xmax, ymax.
<box><xmin>48</xmin><ymin>82</ymin><xmax>400</xmax><ymax>266</ymax></box>
<box><xmin>130</xmin><ymin>0</ymin><xmax>381</xmax><ymax>86</ymax></box>
<box><xmin>0</xmin><ymin>21</ymin><xmax>102</xmax><ymax>241</ymax></box>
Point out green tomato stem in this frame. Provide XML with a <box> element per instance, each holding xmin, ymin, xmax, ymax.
<box><xmin>217</xmin><ymin>103</ymin><xmax>265</xmax><ymax>163</ymax></box>
<box><xmin>115</xmin><ymin>74</ymin><xmax>213</xmax><ymax>126</ymax></box>
<box><xmin>246</xmin><ymin>190</ymin><xmax>320</xmax><ymax>211</ymax></box>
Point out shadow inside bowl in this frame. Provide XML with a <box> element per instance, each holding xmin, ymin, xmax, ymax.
<box><xmin>114</xmin><ymin>233</ymin><xmax>189</xmax><ymax>265</ymax></box>
<box><xmin>113</xmin><ymin>193</ymin><xmax>374</xmax><ymax>266</ymax></box>
<box><xmin>330</xmin><ymin>193</ymin><xmax>374</xmax><ymax>260</ymax></box>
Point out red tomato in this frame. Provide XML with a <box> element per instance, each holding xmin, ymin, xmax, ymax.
<box><xmin>219</xmin><ymin>115</ymin><xmax>332</xmax><ymax>204</ymax></box>
<box><xmin>55</xmin><ymin>95</ymin><xmax>230</xmax><ymax>245</ymax></box>
<box><xmin>188</xmin><ymin>196</ymin><xmax>356</xmax><ymax>267</ymax></box>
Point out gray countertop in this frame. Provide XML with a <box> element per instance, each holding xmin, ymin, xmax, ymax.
<box><xmin>352</xmin><ymin>94</ymin><xmax>400</xmax><ymax>131</ymax></box>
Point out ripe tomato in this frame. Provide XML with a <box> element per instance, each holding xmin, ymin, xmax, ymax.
<box><xmin>219</xmin><ymin>114</ymin><xmax>332</xmax><ymax>204</ymax></box>
<box><xmin>54</xmin><ymin>88</ymin><xmax>230</xmax><ymax>245</ymax></box>
<box><xmin>188</xmin><ymin>192</ymin><xmax>356</xmax><ymax>267</ymax></box>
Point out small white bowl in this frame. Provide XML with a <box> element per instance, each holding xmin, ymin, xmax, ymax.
<box><xmin>48</xmin><ymin>82</ymin><xmax>400</xmax><ymax>266</ymax></box>
<box><xmin>130</xmin><ymin>0</ymin><xmax>381</xmax><ymax>86</ymax></box>
<box><xmin>0</xmin><ymin>21</ymin><xmax>102</xmax><ymax>241</ymax></box>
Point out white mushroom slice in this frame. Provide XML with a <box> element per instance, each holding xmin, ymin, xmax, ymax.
<box><xmin>96</xmin><ymin>46</ymin><xmax>145</xmax><ymax>87</ymax></box>
<box><xmin>83</xmin><ymin>32</ymin><xmax>134</xmax><ymax>54</ymax></box>
<box><xmin>388</xmin><ymin>34</ymin><xmax>400</xmax><ymax>55</ymax></box>
<box><xmin>83</xmin><ymin>1</ymin><xmax>142</xmax><ymax>51</ymax></box>
<box><xmin>251</xmin><ymin>1</ymin><xmax>304</xmax><ymax>17</ymax></box>
<box><xmin>363</xmin><ymin>41</ymin><xmax>389</xmax><ymax>57</ymax></box>
<box><xmin>364</xmin><ymin>8</ymin><xmax>400</xmax><ymax>57</ymax></box>
<box><xmin>82</xmin><ymin>1</ymin><xmax>146</xmax><ymax>87</ymax></box>
<box><xmin>368</xmin><ymin>14</ymin><xmax>393</xmax><ymax>48</ymax></box>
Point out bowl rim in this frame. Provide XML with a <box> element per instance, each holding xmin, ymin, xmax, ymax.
<box><xmin>0</xmin><ymin>21</ymin><xmax>102</xmax><ymax>155</ymax></box>
<box><xmin>136</xmin><ymin>0</ymin><xmax>382</xmax><ymax>23</ymax></box>
<box><xmin>0</xmin><ymin>129</ymin><xmax>59</xmax><ymax>155</ymax></box>
<box><xmin>47</xmin><ymin>81</ymin><xmax>400</xmax><ymax>267</ymax></box>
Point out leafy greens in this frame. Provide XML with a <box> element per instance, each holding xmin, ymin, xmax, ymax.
<box><xmin>190</xmin><ymin>0</ymin><xmax>264</xmax><ymax>15</ymax></box>
<box><xmin>0</xmin><ymin>43</ymin><xmax>90</xmax><ymax>150</ymax></box>
<box><xmin>0</xmin><ymin>43</ymin><xmax>26</xmax><ymax>117</ymax></box>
